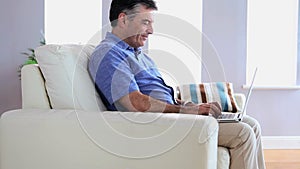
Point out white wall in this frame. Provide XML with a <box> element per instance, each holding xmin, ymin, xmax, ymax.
<box><xmin>0</xmin><ymin>0</ymin><xmax>44</xmax><ymax>113</ymax></box>
<box><xmin>203</xmin><ymin>0</ymin><xmax>300</xmax><ymax>136</ymax></box>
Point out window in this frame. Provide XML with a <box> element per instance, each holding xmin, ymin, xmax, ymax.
<box><xmin>247</xmin><ymin>0</ymin><xmax>299</xmax><ymax>87</ymax></box>
<box><xmin>45</xmin><ymin>0</ymin><xmax>102</xmax><ymax>44</ymax></box>
<box><xmin>148</xmin><ymin>0</ymin><xmax>203</xmax><ymax>84</ymax></box>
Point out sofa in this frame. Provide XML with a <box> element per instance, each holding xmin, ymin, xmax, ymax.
<box><xmin>0</xmin><ymin>44</ymin><xmax>245</xmax><ymax>169</ymax></box>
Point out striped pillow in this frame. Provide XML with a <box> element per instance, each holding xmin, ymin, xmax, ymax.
<box><xmin>178</xmin><ymin>82</ymin><xmax>240</xmax><ymax>112</ymax></box>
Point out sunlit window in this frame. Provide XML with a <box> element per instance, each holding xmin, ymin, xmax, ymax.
<box><xmin>148</xmin><ymin>0</ymin><xmax>203</xmax><ymax>84</ymax></box>
<box><xmin>45</xmin><ymin>0</ymin><xmax>102</xmax><ymax>44</ymax></box>
<box><xmin>247</xmin><ymin>0</ymin><xmax>299</xmax><ymax>87</ymax></box>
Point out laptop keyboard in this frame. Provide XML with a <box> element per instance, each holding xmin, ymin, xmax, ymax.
<box><xmin>219</xmin><ymin>113</ymin><xmax>237</xmax><ymax>119</ymax></box>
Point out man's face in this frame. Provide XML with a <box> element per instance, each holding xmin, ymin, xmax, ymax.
<box><xmin>123</xmin><ymin>5</ymin><xmax>155</xmax><ymax>48</ymax></box>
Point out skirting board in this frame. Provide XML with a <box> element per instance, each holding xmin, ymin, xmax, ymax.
<box><xmin>262</xmin><ymin>136</ymin><xmax>300</xmax><ymax>149</ymax></box>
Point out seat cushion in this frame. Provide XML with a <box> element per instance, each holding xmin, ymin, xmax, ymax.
<box><xmin>217</xmin><ymin>146</ymin><xmax>230</xmax><ymax>169</ymax></box>
<box><xmin>35</xmin><ymin>44</ymin><xmax>106</xmax><ymax>111</ymax></box>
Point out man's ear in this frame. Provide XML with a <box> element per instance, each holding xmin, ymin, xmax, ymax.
<box><xmin>117</xmin><ymin>12</ymin><xmax>127</xmax><ymax>28</ymax></box>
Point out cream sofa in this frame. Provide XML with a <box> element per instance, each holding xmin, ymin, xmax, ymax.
<box><xmin>0</xmin><ymin>44</ymin><xmax>245</xmax><ymax>169</ymax></box>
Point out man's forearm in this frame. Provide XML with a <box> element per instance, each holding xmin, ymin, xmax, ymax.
<box><xmin>117</xmin><ymin>91</ymin><xmax>216</xmax><ymax>116</ymax></box>
<box><xmin>117</xmin><ymin>91</ymin><xmax>181</xmax><ymax>113</ymax></box>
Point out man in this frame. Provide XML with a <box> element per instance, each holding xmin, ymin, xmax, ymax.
<box><xmin>89</xmin><ymin>0</ymin><xmax>265</xmax><ymax>169</ymax></box>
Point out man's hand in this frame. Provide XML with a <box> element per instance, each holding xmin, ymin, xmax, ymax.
<box><xmin>206</xmin><ymin>102</ymin><xmax>222</xmax><ymax>118</ymax></box>
<box><xmin>179</xmin><ymin>100</ymin><xmax>222</xmax><ymax>118</ymax></box>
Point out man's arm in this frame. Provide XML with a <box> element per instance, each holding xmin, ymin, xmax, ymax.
<box><xmin>116</xmin><ymin>91</ymin><xmax>221</xmax><ymax>116</ymax></box>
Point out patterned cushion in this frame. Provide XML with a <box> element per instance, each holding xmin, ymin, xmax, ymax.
<box><xmin>178</xmin><ymin>82</ymin><xmax>240</xmax><ymax>112</ymax></box>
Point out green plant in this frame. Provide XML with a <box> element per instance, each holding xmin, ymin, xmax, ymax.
<box><xmin>21</xmin><ymin>48</ymin><xmax>38</xmax><ymax>65</ymax></box>
<box><xmin>22</xmin><ymin>36</ymin><xmax>45</xmax><ymax>64</ymax></box>
<box><xmin>18</xmin><ymin>34</ymin><xmax>46</xmax><ymax>78</ymax></box>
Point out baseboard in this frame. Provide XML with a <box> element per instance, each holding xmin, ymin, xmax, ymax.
<box><xmin>262</xmin><ymin>136</ymin><xmax>300</xmax><ymax>149</ymax></box>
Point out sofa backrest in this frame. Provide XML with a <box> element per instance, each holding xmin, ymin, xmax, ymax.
<box><xmin>33</xmin><ymin>44</ymin><xmax>106</xmax><ymax>111</ymax></box>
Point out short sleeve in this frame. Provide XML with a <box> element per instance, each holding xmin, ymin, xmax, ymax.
<box><xmin>94</xmin><ymin>48</ymin><xmax>139</xmax><ymax>105</ymax></box>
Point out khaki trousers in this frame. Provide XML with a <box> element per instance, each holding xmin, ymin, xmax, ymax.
<box><xmin>218</xmin><ymin>115</ymin><xmax>266</xmax><ymax>169</ymax></box>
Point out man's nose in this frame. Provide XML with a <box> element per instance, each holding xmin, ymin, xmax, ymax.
<box><xmin>147</xmin><ymin>24</ymin><xmax>153</xmax><ymax>34</ymax></box>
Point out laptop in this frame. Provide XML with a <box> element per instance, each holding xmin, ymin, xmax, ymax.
<box><xmin>217</xmin><ymin>68</ymin><xmax>257</xmax><ymax>123</ymax></box>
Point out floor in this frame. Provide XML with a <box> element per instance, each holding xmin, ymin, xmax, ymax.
<box><xmin>264</xmin><ymin>149</ymin><xmax>300</xmax><ymax>169</ymax></box>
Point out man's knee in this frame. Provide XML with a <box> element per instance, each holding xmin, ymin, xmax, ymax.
<box><xmin>239</xmin><ymin>123</ymin><xmax>256</xmax><ymax>145</ymax></box>
<box><xmin>243</xmin><ymin>116</ymin><xmax>262</xmax><ymax>136</ymax></box>
<box><xmin>218</xmin><ymin>122</ymin><xmax>257</xmax><ymax>148</ymax></box>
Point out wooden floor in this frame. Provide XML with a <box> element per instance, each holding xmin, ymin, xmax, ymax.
<box><xmin>264</xmin><ymin>149</ymin><xmax>300</xmax><ymax>169</ymax></box>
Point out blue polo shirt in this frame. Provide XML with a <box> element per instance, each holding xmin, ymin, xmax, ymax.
<box><xmin>89</xmin><ymin>32</ymin><xmax>175</xmax><ymax>111</ymax></box>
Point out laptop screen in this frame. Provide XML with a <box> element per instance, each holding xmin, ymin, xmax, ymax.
<box><xmin>241</xmin><ymin>67</ymin><xmax>258</xmax><ymax>114</ymax></box>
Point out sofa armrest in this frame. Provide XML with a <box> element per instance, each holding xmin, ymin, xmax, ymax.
<box><xmin>1</xmin><ymin>109</ymin><xmax>218</xmax><ymax>169</ymax></box>
<box><xmin>21</xmin><ymin>64</ymin><xmax>51</xmax><ymax>109</ymax></box>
